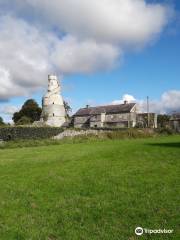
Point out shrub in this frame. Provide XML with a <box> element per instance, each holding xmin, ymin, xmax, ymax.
<box><xmin>101</xmin><ymin>129</ymin><xmax>156</xmax><ymax>140</ymax></box>
<box><xmin>157</xmin><ymin>127</ymin><xmax>175</xmax><ymax>135</ymax></box>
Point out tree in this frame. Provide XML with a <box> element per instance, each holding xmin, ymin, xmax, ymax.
<box><xmin>16</xmin><ymin>116</ymin><xmax>32</xmax><ymax>125</ymax></box>
<box><xmin>13</xmin><ymin>99</ymin><xmax>42</xmax><ymax>124</ymax></box>
<box><xmin>157</xmin><ymin>114</ymin><xmax>170</xmax><ymax>128</ymax></box>
<box><xmin>0</xmin><ymin>116</ymin><xmax>5</xmax><ymax>125</ymax></box>
<box><xmin>13</xmin><ymin>112</ymin><xmax>22</xmax><ymax>124</ymax></box>
<box><xmin>63</xmin><ymin>101</ymin><xmax>72</xmax><ymax>118</ymax></box>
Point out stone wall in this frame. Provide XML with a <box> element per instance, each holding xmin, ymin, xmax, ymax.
<box><xmin>74</xmin><ymin>116</ymin><xmax>90</xmax><ymax>128</ymax></box>
<box><xmin>54</xmin><ymin>129</ymin><xmax>105</xmax><ymax>139</ymax></box>
<box><xmin>74</xmin><ymin>112</ymin><xmax>137</xmax><ymax>128</ymax></box>
<box><xmin>0</xmin><ymin>127</ymin><xmax>63</xmax><ymax>141</ymax></box>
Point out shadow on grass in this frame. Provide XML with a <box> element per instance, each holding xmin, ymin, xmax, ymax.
<box><xmin>147</xmin><ymin>142</ymin><xmax>180</xmax><ymax>148</ymax></box>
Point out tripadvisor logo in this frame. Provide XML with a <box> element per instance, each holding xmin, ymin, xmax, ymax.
<box><xmin>135</xmin><ymin>227</ymin><xmax>143</xmax><ymax>236</ymax></box>
<box><xmin>135</xmin><ymin>226</ymin><xmax>174</xmax><ymax>236</ymax></box>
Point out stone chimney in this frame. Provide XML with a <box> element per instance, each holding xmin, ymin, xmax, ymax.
<box><xmin>124</xmin><ymin>100</ymin><xmax>128</xmax><ymax>104</ymax></box>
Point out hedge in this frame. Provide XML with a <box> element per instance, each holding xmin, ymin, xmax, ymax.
<box><xmin>0</xmin><ymin>127</ymin><xmax>64</xmax><ymax>141</ymax></box>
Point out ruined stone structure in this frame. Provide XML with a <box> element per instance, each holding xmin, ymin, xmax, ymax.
<box><xmin>137</xmin><ymin>113</ymin><xmax>157</xmax><ymax>128</ymax></box>
<box><xmin>41</xmin><ymin>75</ymin><xmax>66</xmax><ymax>127</ymax></box>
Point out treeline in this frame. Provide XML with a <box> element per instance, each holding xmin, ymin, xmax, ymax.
<box><xmin>0</xmin><ymin>98</ymin><xmax>71</xmax><ymax>126</ymax></box>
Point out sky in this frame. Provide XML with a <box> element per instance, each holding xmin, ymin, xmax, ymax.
<box><xmin>0</xmin><ymin>0</ymin><xmax>180</xmax><ymax>122</ymax></box>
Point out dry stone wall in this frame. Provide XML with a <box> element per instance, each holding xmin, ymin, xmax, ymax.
<box><xmin>0</xmin><ymin>127</ymin><xmax>63</xmax><ymax>141</ymax></box>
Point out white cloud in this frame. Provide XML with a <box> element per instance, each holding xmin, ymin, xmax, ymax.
<box><xmin>161</xmin><ymin>90</ymin><xmax>180</xmax><ymax>111</ymax></box>
<box><xmin>0</xmin><ymin>105</ymin><xmax>19</xmax><ymax>116</ymax></box>
<box><xmin>51</xmin><ymin>35</ymin><xmax>120</xmax><ymax>74</ymax></box>
<box><xmin>112</xmin><ymin>94</ymin><xmax>136</xmax><ymax>105</ymax></box>
<box><xmin>0</xmin><ymin>0</ymin><xmax>174</xmax><ymax>100</ymax></box>
<box><xmin>111</xmin><ymin>90</ymin><xmax>180</xmax><ymax>114</ymax></box>
<box><xmin>0</xmin><ymin>104</ymin><xmax>20</xmax><ymax>123</ymax></box>
<box><xmin>0</xmin><ymin>16</ymin><xmax>119</xmax><ymax>99</ymax></box>
<box><xmin>24</xmin><ymin>0</ymin><xmax>172</xmax><ymax>46</ymax></box>
<box><xmin>0</xmin><ymin>15</ymin><xmax>52</xmax><ymax>99</ymax></box>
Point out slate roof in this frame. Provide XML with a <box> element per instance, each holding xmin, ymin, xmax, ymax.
<box><xmin>74</xmin><ymin>103</ymin><xmax>136</xmax><ymax>116</ymax></box>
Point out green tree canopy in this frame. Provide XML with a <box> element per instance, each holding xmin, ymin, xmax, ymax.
<box><xmin>13</xmin><ymin>99</ymin><xmax>42</xmax><ymax>124</ymax></box>
<box><xmin>0</xmin><ymin>116</ymin><xmax>5</xmax><ymax>125</ymax></box>
<box><xmin>16</xmin><ymin>116</ymin><xmax>32</xmax><ymax>125</ymax></box>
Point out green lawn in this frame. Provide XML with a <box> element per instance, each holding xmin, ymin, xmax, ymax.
<box><xmin>0</xmin><ymin>136</ymin><xmax>179</xmax><ymax>240</ymax></box>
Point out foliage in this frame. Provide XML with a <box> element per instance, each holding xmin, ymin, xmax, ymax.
<box><xmin>157</xmin><ymin>114</ymin><xmax>170</xmax><ymax>128</ymax></box>
<box><xmin>0</xmin><ymin>136</ymin><xmax>179</xmax><ymax>239</ymax></box>
<box><xmin>16</xmin><ymin>116</ymin><xmax>32</xmax><ymax>125</ymax></box>
<box><xmin>101</xmin><ymin>128</ymin><xmax>156</xmax><ymax>139</ymax></box>
<box><xmin>12</xmin><ymin>99</ymin><xmax>42</xmax><ymax>124</ymax></box>
<box><xmin>0</xmin><ymin>116</ymin><xmax>5</xmax><ymax>125</ymax></box>
<box><xmin>157</xmin><ymin>126</ymin><xmax>175</xmax><ymax>135</ymax></box>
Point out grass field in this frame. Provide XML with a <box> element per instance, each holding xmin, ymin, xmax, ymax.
<box><xmin>0</xmin><ymin>135</ymin><xmax>179</xmax><ymax>240</ymax></box>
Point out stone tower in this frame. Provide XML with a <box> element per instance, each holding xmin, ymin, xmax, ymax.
<box><xmin>41</xmin><ymin>75</ymin><xmax>66</xmax><ymax>127</ymax></box>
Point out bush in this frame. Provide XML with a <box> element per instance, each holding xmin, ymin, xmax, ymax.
<box><xmin>101</xmin><ymin>129</ymin><xmax>156</xmax><ymax>140</ymax></box>
<box><xmin>157</xmin><ymin>127</ymin><xmax>175</xmax><ymax>135</ymax></box>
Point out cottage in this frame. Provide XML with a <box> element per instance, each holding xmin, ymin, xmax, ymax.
<box><xmin>73</xmin><ymin>102</ymin><xmax>137</xmax><ymax>128</ymax></box>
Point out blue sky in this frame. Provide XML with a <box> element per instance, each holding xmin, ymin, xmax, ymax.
<box><xmin>62</xmin><ymin>28</ymin><xmax>180</xmax><ymax>108</ymax></box>
<box><xmin>0</xmin><ymin>0</ymin><xmax>180</xmax><ymax>122</ymax></box>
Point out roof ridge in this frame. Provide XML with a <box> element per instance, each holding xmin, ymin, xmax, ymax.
<box><xmin>80</xmin><ymin>102</ymin><xmax>136</xmax><ymax>110</ymax></box>
<box><xmin>74</xmin><ymin>103</ymin><xmax>136</xmax><ymax>116</ymax></box>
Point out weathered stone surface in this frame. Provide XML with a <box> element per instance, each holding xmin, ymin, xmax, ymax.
<box><xmin>53</xmin><ymin>129</ymin><xmax>102</xmax><ymax>139</ymax></box>
<box><xmin>73</xmin><ymin>103</ymin><xmax>138</xmax><ymax>128</ymax></box>
<box><xmin>0</xmin><ymin>127</ymin><xmax>63</xmax><ymax>140</ymax></box>
<box><xmin>41</xmin><ymin>75</ymin><xmax>66</xmax><ymax>127</ymax></box>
